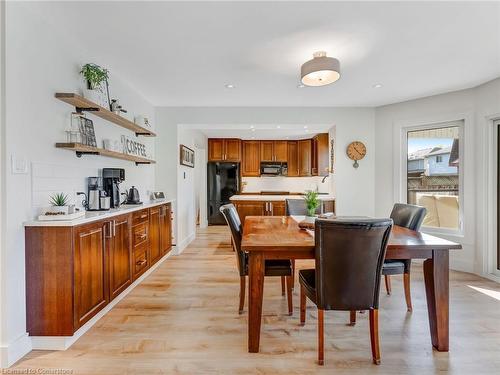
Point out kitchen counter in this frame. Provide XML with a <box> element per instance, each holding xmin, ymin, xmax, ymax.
<box><xmin>230</xmin><ymin>194</ymin><xmax>335</xmax><ymax>201</ymax></box>
<box><xmin>24</xmin><ymin>199</ymin><xmax>175</xmax><ymax>227</ymax></box>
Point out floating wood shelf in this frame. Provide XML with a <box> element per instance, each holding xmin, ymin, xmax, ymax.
<box><xmin>56</xmin><ymin>143</ymin><xmax>156</xmax><ymax>165</ymax></box>
<box><xmin>55</xmin><ymin>93</ymin><xmax>156</xmax><ymax>137</ymax></box>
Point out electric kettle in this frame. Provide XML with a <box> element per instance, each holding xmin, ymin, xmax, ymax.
<box><xmin>126</xmin><ymin>186</ymin><xmax>142</xmax><ymax>204</ymax></box>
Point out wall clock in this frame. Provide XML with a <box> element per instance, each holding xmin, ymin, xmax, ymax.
<box><xmin>346</xmin><ymin>141</ymin><xmax>366</xmax><ymax>168</ymax></box>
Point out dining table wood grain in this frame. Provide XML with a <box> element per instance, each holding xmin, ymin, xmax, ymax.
<box><xmin>241</xmin><ymin>216</ymin><xmax>462</xmax><ymax>354</ymax></box>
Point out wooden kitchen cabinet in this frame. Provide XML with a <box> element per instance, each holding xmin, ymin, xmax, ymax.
<box><xmin>269</xmin><ymin>201</ymin><xmax>286</xmax><ymax>216</ymax></box>
<box><xmin>208</xmin><ymin>138</ymin><xmax>241</xmax><ymax>161</ymax></box>
<box><xmin>233</xmin><ymin>201</ymin><xmax>265</xmax><ymax>223</ymax></box>
<box><xmin>260</xmin><ymin>140</ymin><xmax>288</xmax><ymax>162</ymax></box>
<box><xmin>287</xmin><ymin>141</ymin><xmax>299</xmax><ymax>177</ymax></box>
<box><xmin>25</xmin><ymin>202</ymin><xmax>173</xmax><ymax>337</ymax></box>
<box><xmin>108</xmin><ymin>214</ymin><xmax>132</xmax><ymax>301</ymax></box>
<box><xmin>160</xmin><ymin>203</ymin><xmax>173</xmax><ymax>254</ymax></box>
<box><xmin>242</xmin><ymin>140</ymin><xmax>261</xmax><ymax>176</ymax></box>
<box><xmin>149</xmin><ymin>206</ymin><xmax>162</xmax><ymax>265</ymax></box>
<box><xmin>73</xmin><ymin>221</ymin><xmax>109</xmax><ymax>329</ymax></box>
<box><xmin>298</xmin><ymin>139</ymin><xmax>312</xmax><ymax>176</ymax></box>
<box><xmin>312</xmin><ymin>133</ymin><xmax>329</xmax><ymax>176</ymax></box>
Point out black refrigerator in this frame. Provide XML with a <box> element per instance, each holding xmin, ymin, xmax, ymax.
<box><xmin>207</xmin><ymin>162</ymin><xmax>240</xmax><ymax>225</ymax></box>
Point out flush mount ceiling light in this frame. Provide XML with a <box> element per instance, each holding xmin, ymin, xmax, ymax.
<box><xmin>301</xmin><ymin>51</ymin><xmax>341</xmax><ymax>87</ymax></box>
<box><xmin>225</xmin><ymin>84</ymin><xmax>235</xmax><ymax>89</ymax></box>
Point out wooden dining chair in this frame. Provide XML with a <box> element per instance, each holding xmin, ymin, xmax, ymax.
<box><xmin>299</xmin><ymin>218</ymin><xmax>393</xmax><ymax>365</ymax></box>
<box><xmin>219</xmin><ymin>204</ymin><xmax>294</xmax><ymax>315</ymax></box>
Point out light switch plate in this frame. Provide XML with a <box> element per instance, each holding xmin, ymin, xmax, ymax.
<box><xmin>11</xmin><ymin>155</ymin><xmax>28</xmax><ymax>174</ymax></box>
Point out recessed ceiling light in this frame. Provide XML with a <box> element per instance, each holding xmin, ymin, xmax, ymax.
<box><xmin>297</xmin><ymin>84</ymin><xmax>305</xmax><ymax>88</ymax></box>
<box><xmin>286</xmin><ymin>136</ymin><xmax>290</xmax><ymax>139</ymax></box>
<box><xmin>277</xmin><ymin>125</ymin><xmax>281</xmax><ymax>129</ymax></box>
<box><xmin>372</xmin><ymin>83</ymin><xmax>383</xmax><ymax>88</ymax></box>
<box><xmin>303</xmin><ymin>125</ymin><xmax>308</xmax><ymax>129</ymax></box>
<box><xmin>225</xmin><ymin>84</ymin><xmax>235</xmax><ymax>89</ymax></box>
<box><xmin>250</xmin><ymin>125</ymin><xmax>254</xmax><ymax>129</ymax></box>
<box><xmin>251</xmin><ymin>128</ymin><xmax>256</xmax><ymax>132</ymax></box>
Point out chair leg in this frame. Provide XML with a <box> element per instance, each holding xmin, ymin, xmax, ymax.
<box><xmin>281</xmin><ymin>276</ymin><xmax>285</xmax><ymax>296</ymax></box>
<box><xmin>286</xmin><ymin>276</ymin><xmax>293</xmax><ymax>316</ymax></box>
<box><xmin>239</xmin><ymin>276</ymin><xmax>246</xmax><ymax>314</ymax></box>
<box><xmin>291</xmin><ymin>260</ymin><xmax>295</xmax><ymax>290</ymax></box>
<box><xmin>300</xmin><ymin>283</ymin><xmax>306</xmax><ymax>325</ymax></box>
<box><xmin>349</xmin><ymin>310</ymin><xmax>356</xmax><ymax>326</ymax></box>
<box><xmin>369</xmin><ymin>309</ymin><xmax>381</xmax><ymax>365</ymax></box>
<box><xmin>318</xmin><ymin>309</ymin><xmax>324</xmax><ymax>366</ymax></box>
<box><xmin>384</xmin><ymin>275</ymin><xmax>392</xmax><ymax>295</ymax></box>
<box><xmin>404</xmin><ymin>272</ymin><xmax>413</xmax><ymax>312</ymax></box>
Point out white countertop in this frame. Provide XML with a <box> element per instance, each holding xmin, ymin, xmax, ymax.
<box><xmin>229</xmin><ymin>194</ymin><xmax>335</xmax><ymax>201</ymax></box>
<box><xmin>24</xmin><ymin>199</ymin><xmax>175</xmax><ymax>227</ymax></box>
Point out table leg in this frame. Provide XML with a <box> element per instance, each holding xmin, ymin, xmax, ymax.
<box><xmin>423</xmin><ymin>250</ymin><xmax>449</xmax><ymax>351</ymax></box>
<box><xmin>248</xmin><ymin>251</ymin><xmax>265</xmax><ymax>353</ymax></box>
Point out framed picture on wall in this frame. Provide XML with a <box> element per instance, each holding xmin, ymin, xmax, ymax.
<box><xmin>180</xmin><ymin>144</ymin><xmax>195</xmax><ymax>168</ymax></box>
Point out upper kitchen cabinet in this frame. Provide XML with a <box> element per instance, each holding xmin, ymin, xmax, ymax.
<box><xmin>312</xmin><ymin>133</ymin><xmax>329</xmax><ymax>176</ymax></box>
<box><xmin>298</xmin><ymin>139</ymin><xmax>312</xmax><ymax>176</ymax></box>
<box><xmin>287</xmin><ymin>141</ymin><xmax>299</xmax><ymax>177</ymax></box>
<box><xmin>242</xmin><ymin>140</ymin><xmax>261</xmax><ymax>177</ymax></box>
<box><xmin>208</xmin><ymin>138</ymin><xmax>241</xmax><ymax>162</ymax></box>
<box><xmin>260</xmin><ymin>141</ymin><xmax>288</xmax><ymax>162</ymax></box>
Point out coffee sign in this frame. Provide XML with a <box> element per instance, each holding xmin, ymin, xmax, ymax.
<box><xmin>121</xmin><ymin>135</ymin><xmax>147</xmax><ymax>157</ymax></box>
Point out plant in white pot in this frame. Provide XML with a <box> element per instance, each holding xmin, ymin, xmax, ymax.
<box><xmin>80</xmin><ymin>63</ymin><xmax>109</xmax><ymax>107</ymax></box>
<box><xmin>48</xmin><ymin>193</ymin><xmax>70</xmax><ymax>215</ymax></box>
<box><xmin>304</xmin><ymin>190</ymin><xmax>319</xmax><ymax>217</ymax></box>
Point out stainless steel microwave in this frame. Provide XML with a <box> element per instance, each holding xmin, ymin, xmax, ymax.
<box><xmin>260</xmin><ymin>163</ymin><xmax>287</xmax><ymax>176</ymax></box>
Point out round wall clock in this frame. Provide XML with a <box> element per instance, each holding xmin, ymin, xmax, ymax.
<box><xmin>346</xmin><ymin>141</ymin><xmax>366</xmax><ymax>168</ymax></box>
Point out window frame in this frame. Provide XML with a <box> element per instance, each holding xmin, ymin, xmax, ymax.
<box><xmin>396</xmin><ymin>119</ymin><xmax>465</xmax><ymax>237</ymax></box>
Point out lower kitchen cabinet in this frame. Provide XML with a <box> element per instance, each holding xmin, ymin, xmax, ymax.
<box><xmin>233</xmin><ymin>201</ymin><xmax>265</xmax><ymax>223</ymax></box>
<box><xmin>73</xmin><ymin>221</ymin><xmax>109</xmax><ymax>329</ymax></box>
<box><xmin>108</xmin><ymin>215</ymin><xmax>132</xmax><ymax>301</ymax></box>
<box><xmin>25</xmin><ymin>202</ymin><xmax>173</xmax><ymax>337</ymax></box>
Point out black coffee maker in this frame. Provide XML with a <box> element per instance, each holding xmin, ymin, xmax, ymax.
<box><xmin>103</xmin><ymin>168</ymin><xmax>125</xmax><ymax>208</ymax></box>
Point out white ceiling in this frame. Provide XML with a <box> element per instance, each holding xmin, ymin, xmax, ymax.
<box><xmin>181</xmin><ymin>123</ymin><xmax>333</xmax><ymax>140</ymax></box>
<box><xmin>25</xmin><ymin>1</ymin><xmax>500</xmax><ymax>107</ymax></box>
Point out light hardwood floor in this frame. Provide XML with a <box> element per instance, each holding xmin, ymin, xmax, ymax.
<box><xmin>12</xmin><ymin>226</ymin><xmax>500</xmax><ymax>374</ymax></box>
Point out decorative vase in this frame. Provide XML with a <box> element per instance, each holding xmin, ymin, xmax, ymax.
<box><xmin>83</xmin><ymin>88</ymin><xmax>102</xmax><ymax>105</ymax></box>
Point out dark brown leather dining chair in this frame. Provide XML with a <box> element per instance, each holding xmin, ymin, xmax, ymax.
<box><xmin>299</xmin><ymin>218</ymin><xmax>393</xmax><ymax>365</ymax></box>
<box><xmin>383</xmin><ymin>203</ymin><xmax>427</xmax><ymax>312</ymax></box>
<box><xmin>219</xmin><ymin>204</ymin><xmax>294</xmax><ymax>315</ymax></box>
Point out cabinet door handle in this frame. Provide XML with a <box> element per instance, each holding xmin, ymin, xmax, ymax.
<box><xmin>105</xmin><ymin>221</ymin><xmax>112</xmax><ymax>239</ymax></box>
<box><xmin>139</xmin><ymin>233</ymin><xmax>147</xmax><ymax>240</ymax></box>
<box><xmin>140</xmin><ymin>214</ymin><xmax>148</xmax><ymax>219</ymax></box>
<box><xmin>113</xmin><ymin>220</ymin><xmax>116</xmax><ymax>237</ymax></box>
<box><xmin>136</xmin><ymin>259</ymin><xmax>147</xmax><ymax>266</ymax></box>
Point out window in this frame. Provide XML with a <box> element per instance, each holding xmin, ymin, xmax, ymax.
<box><xmin>406</xmin><ymin>123</ymin><xmax>462</xmax><ymax>230</ymax></box>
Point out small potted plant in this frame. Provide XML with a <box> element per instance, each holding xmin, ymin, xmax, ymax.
<box><xmin>304</xmin><ymin>190</ymin><xmax>319</xmax><ymax>217</ymax></box>
<box><xmin>47</xmin><ymin>193</ymin><xmax>70</xmax><ymax>215</ymax></box>
<box><xmin>80</xmin><ymin>63</ymin><xmax>109</xmax><ymax>107</ymax></box>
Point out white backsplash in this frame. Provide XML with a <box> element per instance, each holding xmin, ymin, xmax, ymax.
<box><xmin>242</xmin><ymin>176</ymin><xmax>331</xmax><ymax>194</ymax></box>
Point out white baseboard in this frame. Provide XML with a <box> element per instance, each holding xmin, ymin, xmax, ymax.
<box><xmin>173</xmin><ymin>232</ymin><xmax>195</xmax><ymax>255</ymax></box>
<box><xmin>30</xmin><ymin>250</ymin><xmax>174</xmax><ymax>352</ymax></box>
<box><xmin>0</xmin><ymin>332</ymin><xmax>32</xmax><ymax>368</ymax></box>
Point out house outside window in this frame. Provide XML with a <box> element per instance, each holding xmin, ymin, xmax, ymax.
<box><xmin>406</xmin><ymin>124</ymin><xmax>461</xmax><ymax>230</ymax></box>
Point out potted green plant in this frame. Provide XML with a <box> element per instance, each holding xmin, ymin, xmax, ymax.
<box><xmin>80</xmin><ymin>63</ymin><xmax>109</xmax><ymax>107</ymax></box>
<box><xmin>304</xmin><ymin>190</ymin><xmax>319</xmax><ymax>217</ymax></box>
<box><xmin>48</xmin><ymin>193</ymin><xmax>70</xmax><ymax>215</ymax></box>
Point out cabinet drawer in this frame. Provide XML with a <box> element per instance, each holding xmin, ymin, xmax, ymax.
<box><xmin>132</xmin><ymin>222</ymin><xmax>148</xmax><ymax>248</ymax></box>
<box><xmin>132</xmin><ymin>209</ymin><xmax>149</xmax><ymax>225</ymax></box>
<box><xmin>133</xmin><ymin>247</ymin><xmax>149</xmax><ymax>279</ymax></box>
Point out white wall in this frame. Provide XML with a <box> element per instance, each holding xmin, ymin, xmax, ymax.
<box><xmin>175</xmin><ymin>128</ymin><xmax>207</xmax><ymax>251</ymax></box>
<box><xmin>242</xmin><ymin>176</ymin><xmax>330</xmax><ymax>194</ymax></box>
<box><xmin>2</xmin><ymin>3</ymin><xmax>156</xmax><ymax>366</ymax></box>
<box><xmin>375</xmin><ymin>78</ymin><xmax>500</xmax><ymax>277</ymax></box>
<box><xmin>155</xmin><ymin>107</ymin><xmax>376</xmax><ymax>230</ymax></box>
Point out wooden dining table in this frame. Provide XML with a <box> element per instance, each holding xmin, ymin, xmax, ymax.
<box><xmin>241</xmin><ymin>216</ymin><xmax>462</xmax><ymax>354</ymax></box>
